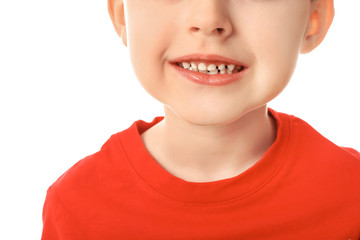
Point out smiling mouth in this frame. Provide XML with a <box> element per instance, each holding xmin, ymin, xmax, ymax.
<box><xmin>174</xmin><ymin>61</ymin><xmax>245</xmax><ymax>75</ymax></box>
<box><xmin>170</xmin><ymin>61</ymin><xmax>248</xmax><ymax>86</ymax></box>
<box><xmin>169</xmin><ymin>54</ymin><xmax>249</xmax><ymax>86</ymax></box>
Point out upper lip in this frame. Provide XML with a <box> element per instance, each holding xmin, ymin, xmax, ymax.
<box><xmin>169</xmin><ymin>54</ymin><xmax>247</xmax><ymax>67</ymax></box>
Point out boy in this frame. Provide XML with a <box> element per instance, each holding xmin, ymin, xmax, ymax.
<box><xmin>42</xmin><ymin>0</ymin><xmax>360</xmax><ymax>239</ymax></box>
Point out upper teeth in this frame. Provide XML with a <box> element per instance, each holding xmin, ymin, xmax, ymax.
<box><xmin>180</xmin><ymin>62</ymin><xmax>240</xmax><ymax>74</ymax></box>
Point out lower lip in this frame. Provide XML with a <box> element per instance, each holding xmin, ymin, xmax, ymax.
<box><xmin>170</xmin><ymin>63</ymin><xmax>248</xmax><ymax>86</ymax></box>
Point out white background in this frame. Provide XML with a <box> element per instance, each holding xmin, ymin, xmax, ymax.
<box><xmin>0</xmin><ymin>1</ymin><xmax>359</xmax><ymax>239</ymax></box>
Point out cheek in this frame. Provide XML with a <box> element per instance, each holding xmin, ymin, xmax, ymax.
<box><xmin>126</xmin><ymin>8</ymin><xmax>175</xmax><ymax>101</ymax></box>
<box><xmin>246</xmin><ymin>10</ymin><xmax>308</xmax><ymax>99</ymax></box>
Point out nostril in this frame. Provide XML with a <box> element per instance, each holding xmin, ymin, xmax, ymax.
<box><xmin>190</xmin><ymin>27</ymin><xmax>200</xmax><ymax>32</ymax></box>
<box><xmin>216</xmin><ymin>28</ymin><xmax>224</xmax><ymax>34</ymax></box>
<box><xmin>190</xmin><ymin>27</ymin><xmax>226</xmax><ymax>35</ymax></box>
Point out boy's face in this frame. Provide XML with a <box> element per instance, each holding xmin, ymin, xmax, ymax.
<box><xmin>117</xmin><ymin>0</ymin><xmax>331</xmax><ymax>126</ymax></box>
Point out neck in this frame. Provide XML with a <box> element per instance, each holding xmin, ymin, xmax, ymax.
<box><xmin>141</xmin><ymin>105</ymin><xmax>277</xmax><ymax>182</ymax></box>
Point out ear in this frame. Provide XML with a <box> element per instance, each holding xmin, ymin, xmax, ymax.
<box><xmin>300</xmin><ymin>0</ymin><xmax>334</xmax><ymax>54</ymax></box>
<box><xmin>108</xmin><ymin>0</ymin><xmax>127</xmax><ymax>46</ymax></box>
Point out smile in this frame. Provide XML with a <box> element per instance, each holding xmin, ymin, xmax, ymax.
<box><xmin>169</xmin><ymin>54</ymin><xmax>248</xmax><ymax>86</ymax></box>
<box><xmin>176</xmin><ymin>62</ymin><xmax>245</xmax><ymax>75</ymax></box>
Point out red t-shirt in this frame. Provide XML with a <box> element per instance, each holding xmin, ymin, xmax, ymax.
<box><xmin>41</xmin><ymin>109</ymin><xmax>360</xmax><ymax>239</ymax></box>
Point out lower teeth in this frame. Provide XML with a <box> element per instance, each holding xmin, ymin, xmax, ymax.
<box><xmin>178</xmin><ymin>63</ymin><xmax>243</xmax><ymax>75</ymax></box>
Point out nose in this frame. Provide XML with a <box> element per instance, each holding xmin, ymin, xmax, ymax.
<box><xmin>187</xmin><ymin>0</ymin><xmax>233</xmax><ymax>39</ymax></box>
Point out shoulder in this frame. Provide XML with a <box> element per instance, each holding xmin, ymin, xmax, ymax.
<box><xmin>42</xmin><ymin>131</ymin><xmax>131</xmax><ymax>238</ymax></box>
<box><xmin>270</xmin><ymin>110</ymin><xmax>360</xmax><ymax>209</ymax></box>
<box><xmin>47</xmin><ymin>131</ymin><xmax>129</xmax><ymax>198</ymax></box>
<box><xmin>45</xmin><ymin>117</ymin><xmax>161</xmax><ymax>199</ymax></box>
<box><xmin>277</xmin><ymin>111</ymin><xmax>360</xmax><ymax>182</ymax></box>
<box><xmin>287</xmin><ymin>113</ymin><xmax>359</xmax><ymax>160</ymax></box>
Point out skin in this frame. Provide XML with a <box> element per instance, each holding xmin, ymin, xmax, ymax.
<box><xmin>108</xmin><ymin>0</ymin><xmax>334</xmax><ymax>182</ymax></box>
